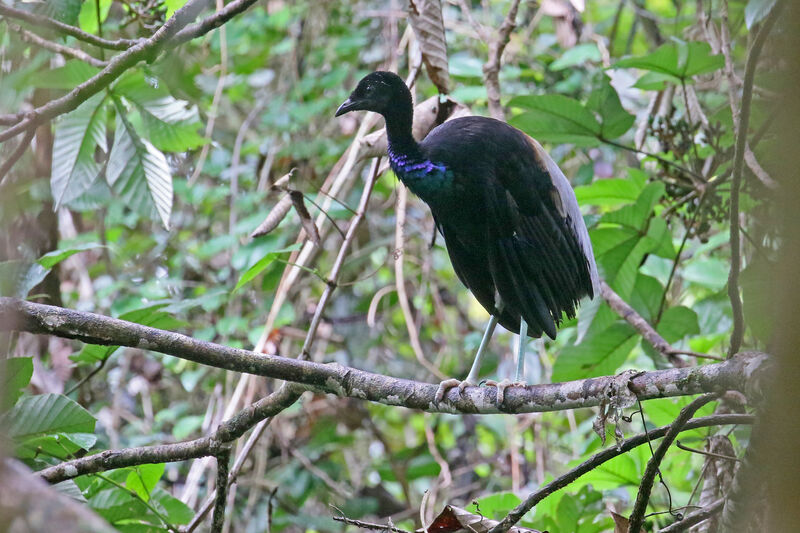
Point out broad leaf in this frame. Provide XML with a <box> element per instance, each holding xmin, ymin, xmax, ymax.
<box><xmin>51</xmin><ymin>93</ymin><xmax>107</xmax><ymax>209</ymax></box>
<box><xmin>234</xmin><ymin>243</ymin><xmax>303</xmax><ymax>292</ymax></box>
<box><xmin>1</xmin><ymin>357</ymin><xmax>33</xmax><ymax>411</ymax></box>
<box><xmin>552</xmin><ymin>323</ymin><xmax>637</xmax><ymax>381</ymax></box>
<box><xmin>574</xmin><ymin>177</ymin><xmax>645</xmax><ymax>208</ymax></box>
<box><xmin>657</xmin><ymin>306</ymin><xmax>700</xmax><ymax>342</ymax></box>
<box><xmin>0</xmin><ymin>393</ymin><xmax>96</xmax><ymax>441</ymax></box>
<box><xmin>107</xmin><ymin>106</ymin><xmax>173</xmax><ymax>229</ymax></box>
<box><xmin>151</xmin><ymin>487</ymin><xmax>194</xmax><ymax>524</ymax></box>
<box><xmin>586</xmin><ymin>77</ymin><xmax>635</xmax><ymax>140</ymax></box>
<box><xmin>126</xmin><ymin>464</ymin><xmax>164</xmax><ymax>502</ymax></box>
<box><xmin>601</xmin><ymin>182</ymin><xmax>665</xmax><ymax>230</ymax></box>
<box><xmin>614</xmin><ymin>41</ymin><xmax>724</xmax><ymax>81</ymax></box>
<box><xmin>35</xmin><ymin>0</ymin><xmax>82</xmax><ymax>25</ymax></box>
<box><xmin>34</xmin><ymin>61</ymin><xmax>100</xmax><ymax>90</ymax></box>
<box><xmin>550</xmin><ymin>43</ymin><xmax>602</xmax><ymax>71</ymax></box>
<box><xmin>510</xmin><ymin>94</ymin><xmax>601</xmax><ymax>146</ymax></box>
<box><xmin>78</xmin><ymin>0</ymin><xmax>112</xmax><ymax>34</ymax></box>
<box><xmin>38</xmin><ymin>242</ymin><xmax>106</xmax><ymax>269</ymax></box>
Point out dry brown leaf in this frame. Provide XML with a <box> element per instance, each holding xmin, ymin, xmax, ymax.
<box><xmin>250</xmin><ymin>193</ymin><xmax>292</xmax><ymax>238</ymax></box>
<box><xmin>289</xmin><ymin>190</ymin><xmax>320</xmax><ymax>246</ymax></box>
<box><xmin>416</xmin><ymin>505</ymin><xmax>542</xmax><ymax>533</ymax></box>
<box><xmin>408</xmin><ymin>0</ymin><xmax>450</xmax><ymax>93</ymax></box>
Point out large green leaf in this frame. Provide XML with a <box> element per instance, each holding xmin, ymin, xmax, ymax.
<box><xmin>126</xmin><ymin>464</ymin><xmax>164</xmax><ymax>502</ymax></box>
<box><xmin>35</xmin><ymin>0</ymin><xmax>82</xmax><ymax>25</ymax></box>
<box><xmin>78</xmin><ymin>0</ymin><xmax>112</xmax><ymax>34</ymax></box>
<box><xmin>601</xmin><ymin>182</ymin><xmax>665</xmax><ymax>230</ymax></box>
<box><xmin>0</xmin><ymin>393</ymin><xmax>96</xmax><ymax>441</ymax></box>
<box><xmin>574</xmin><ymin>176</ymin><xmax>646</xmax><ymax>208</ymax></box>
<box><xmin>509</xmin><ymin>94</ymin><xmax>601</xmax><ymax>146</ymax></box>
<box><xmin>51</xmin><ymin>93</ymin><xmax>107</xmax><ymax>209</ymax></box>
<box><xmin>107</xmin><ymin>104</ymin><xmax>173</xmax><ymax>229</ymax></box>
<box><xmin>550</xmin><ymin>44</ymin><xmax>602</xmax><ymax>71</ymax></box>
<box><xmin>552</xmin><ymin>323</ymin><xmax>638</xmax><ymax>381</ymax></box>
<box><xmin>114</xmin><ymin>72</ymin><xmax>205</xmax><ymax>152</ymax></box>
<box><xmin>585</xmin><ymin>77</ymin><xmax>635</xmax><ymax>140</ymax></box>
<box><xmin>614</xmin><ymin>41</ymin><xmax>724</xmax><ymax>81</ymax></box>
<box><xmin>34</xmin><ymin>61</ymin><xmax>100</xmax><ymax>90</ymax></box>
<box><xmin>1</xmin><ymin>357</ymin><xmax>33</xmax><ymax>411</ymax></box>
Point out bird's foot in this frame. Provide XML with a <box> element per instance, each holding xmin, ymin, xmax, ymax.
<box><xmin>434</xmin><ymin>378</ymin><xmax>479</xmax><ymax>403</ymax></box>
<box><xmin>485</xmin><ymin>379</ymin><xmax>527</xmax><ymax>405</ymax></box>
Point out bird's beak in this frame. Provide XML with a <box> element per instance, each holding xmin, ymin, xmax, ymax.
<box><xmin>335</xmin><ymin>97</ymin><xmax>359</xmax><ymax>117</ymax></box>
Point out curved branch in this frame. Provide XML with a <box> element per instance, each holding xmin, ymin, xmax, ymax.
<box><xmin>627</xmin><ymin>394</ymin><xmax>720</xmax><ymax>532</ymax></box>
<box><xmin>0</xmin><ymin>4</ymin><xmax>136</xmax><ymax>50</ymax></box>
<box><xmin>727</xmin><ymin>0</ymin><xmax>785</xmax><ymax>357</ymax></box>
<box><xmin>486</xmin><ymin>414</ymin><xmax>753</xmax><ymax>533</ymax></box>
<box><xmin>37</xmin><ymin>383</ymin><xmax>303</xmax><ymax>484</ymax></box>
<box><xmin>0</xmin><ymin>297</ymin><xmax>765</xmax><ymax>415</ymax></box>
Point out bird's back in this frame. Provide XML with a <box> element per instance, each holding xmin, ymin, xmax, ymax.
<box><xmin>417</xmin><ymin>116</ymin><xmax>597</xmax><ymax>338</ymax></box>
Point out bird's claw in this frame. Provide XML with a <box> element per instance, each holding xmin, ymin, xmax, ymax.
<box><xmin>434</xmin><ymin>378</ymin><xmax>479</xmax><ymax>403</ymax></box>
<box><xmin>485</xmin><ymin>379</ymin><xmax>526</xmax><ymax>405</ymax></box>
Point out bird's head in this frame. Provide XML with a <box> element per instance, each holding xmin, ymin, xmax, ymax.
<box><xmin>335</xmin><ymin>71</ymin><xmax>411</xmax><ymax>118</ymax></box>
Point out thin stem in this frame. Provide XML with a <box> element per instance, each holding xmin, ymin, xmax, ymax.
<box><xmin>93</xmin><ymin>472</ymin><xmax>176</xmax><ymax>532</ymax></box>
<box><xmin>211</xmin><ymin>449</ymin><xmax>231</xmax><ymax>533</ymax></box>
<box><xmin>726</xmin><ymin>0</ymin><xmax>784</xmax><ymax>357</ymax></box>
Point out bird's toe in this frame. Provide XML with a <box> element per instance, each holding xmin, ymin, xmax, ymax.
<box><xmin>486</xmin><ymin>379</ymin><xmax>527</xmax><ymax>405</ymax></box>
<box><xmin>434</xmin><ymin>378</ymin><xmax>462</xmax><ymax>403</ymax></box>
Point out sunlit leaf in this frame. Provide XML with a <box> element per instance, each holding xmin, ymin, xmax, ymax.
<box><xmin>51</xmin><ymin>93</ymin><xmax>107</xmax><ymax>209</ymax></box>
<box><xmin>234</xmin><ymin>243</ymin><xmax>302</xmax><ymax>292</ymax></box>
<box><xmin>510</xmin><ymin>94</ymin><xmax>601</xmax><ymax>146</ymax></box>
<box><xmin>107</xmin><ymin>105</ymin><xmax>173</xmax><ymax>229</ymax></box>
<box><xmin>614</xmin><ymin>41</ymin><xmax>724</xmax><ymax>81</ymax></box>
<box><xmin>1</xmin><ymin>357</ymin><xmax>33</xmax><ymax>411</ymax></box>
<box><xmin>126</xmin><ymin>464</ymin><xmax>164</xmax><ymax>502</ymax></box>
<box><xmin>553</xmin><ymin>323</ymin><xmax>637</xmax><ymax>381</ymax></box>
<box><xmin>38</xmin><ymin>242</ymin><xmax>106</xmax><ymax>269</ymax></box>
<box><xmin>0</xmin><ymin>393</ymin><xmax>96</xmax><ymax>442</ymax></box>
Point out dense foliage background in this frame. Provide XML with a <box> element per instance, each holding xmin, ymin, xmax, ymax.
<box><xmin>0</xmin><ymin>0</ymin><xmax>792</xmax><ymax>531</ymax></box>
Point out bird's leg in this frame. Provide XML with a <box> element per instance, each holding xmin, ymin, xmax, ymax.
<box><xmin>487</xmin><ymin>317</ymin><xmax>529</xmax><ymax>405</ymax></box>
<box><xmin>434</xmin><ymin>314</ymin><xmax>499</xmax><ymax>403</ymax></box>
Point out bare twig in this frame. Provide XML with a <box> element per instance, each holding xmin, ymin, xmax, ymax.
<box><xmin>0</xmin><ymin>297</ymin><xmax>767</xmax><ymax>417</ymax></box>
<box><xmin>600</xmin><ymin>280</ymin><xmax>687</xmax><ymax>367</ymax></box>
<box><xmin>726</xmin><ymin>1</ymin><xmax>784</xmax><ymax>357</ymax></box>
<box><xmin>627</xmin><ymin>394</ymin><xmax>720</xmax><ymax>532</ymax></box>
<box><xmin>0</xmin><ymin>3</ymin><xmax>137</xmax><ymax>50</ymax></box>
<box><xmin>300</xmin><ymin>157</ymin><xmax>382</xmax><ymax>357</ymax></box>
<box><xmin>675</xmin><ymin>440</ymin><xmax>740</xmax><ymax>462</ymax></box>
<box><xmin>657</xmin><ymin>499</ymin><xmax>724</xmax><ymax>533</ymax></box>
<box><xmin>332</xmin><ymin>513</ymin><xmax>412</xmax><ymax>533</ymax></box>
<box><xmin>459</xmin><ymin>0</ymin><xmax>522</xmax><ymax>120</ymax></box>
<box><xmin>485</xmin><ymin>413</ymin><xmax>753</xmax><ymax>533</ymax></box>
<box><xmin>211</xmin><ymin>448</ymin><xmax>231</xmax><ymax>533</ymax></box>
<box><xmin>8</xmin><ymin>23</ymin><xmax>107</xmax><ymax>68</ymax></box>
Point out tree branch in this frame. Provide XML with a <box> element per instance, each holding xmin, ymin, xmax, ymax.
<box><xmin>211</xmin><ymin>448</ymin><xmax>231</xmax><ymax>533</ymax></box>
<box><xmin>0</xmin><ymin>298</ymin><xmax>765</xmax><ymax>416</ymax></box>
<box><xmin>600</xmin><ymin>280</ymin><xmax>687</xmax><ymax>367</ymax></box>
<box><xmin>627</xmin><ymin>394</ymin><xmax>720</xmax><ymax>532</ymax></box>
<box><xmin>726</xmin><ymin>0</ymin><xmax>784</xmax><ymax>357</ymax></box>
<box><xmin>486</xmin><ymin>413</ymin><xmax>753</xmax><ymax>533</ymax></box>
<box><xmin>0</xmin><ymin>4</ymin><xmax>136</xmax><ymax>50</ymax></box>
<box><xmin>37</xmin><ymin>383</ymin><xmax>303</xmax><ymax>484</ymax></box>
<box><xmin>0</xmin><ymin>0</ymin><xmax>248</xmax><ymax>143</ymax></box>
<box><xmin>8</xmin><ymin>23</ymin><xmax>108</xmax><ymax>68</ymax></box>
<box><xmin>657</xmin><ymin>499</ymin><xmax>724</xmax><ymax>533</ymax></box>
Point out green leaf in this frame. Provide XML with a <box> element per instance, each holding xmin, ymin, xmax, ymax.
<box><xmin>38</xmin><ymin>242</ymin><xmax>106</xmax><ymax>269</ymax></box>
<box><xmin>172</xmin><ymin>415</ymin><xmax>204</xmax><ymax>440</ymax></box>
<box><xmin>0</xmin><ymin>393</ymin><xmax>96</xmax><ymax>442</ymax></box>
<box><xmin>682</xmin><ymin>258</ymin><xmax>729</xmax><ymax>290</ymax></box>
<box><xmin>34</xmin><ymin>61</ymin><xmax>100</xmax><ymax>90</ymax></box>
<box><xmin>78</xmin><ymin>0</ymin><xmax>112</xmax><ymax>34</ymax></box>
<box><xmin>467</xmin><ymin>492</ymin><xmax>522</xmax><ymax>520</ymax></box>
<box><xmin>614</xmin><ymin>41</ymin><xmax>724</xmax><ymax>81</ymax></box>
<box><xmin>550</xmin><ymin>44</ymin><xmax>602</xmax><ymax>71</ymax></box>
<box><xmin>745</xmin><ymin>0</ymin><xmax>778</xmax><ymax>29</ymax></box>
<box><xmin>509</xmin><ymin>94</ymin><xmax>601</xmax><ymax>146</ymax></box>
<box><xmin>51</xmin><ymin>93</ymin><xmax>107</xmax><ymax>209</ymax></box>
<box><xmin>36</xmin><ymin>0</ymin><xmax>82</xmax><ymax>25</ymax></box>
<box><xmin>574</xmin><ymin>178</ymin><xmax>645</xmax><ymax>208</ymax></box>
<box><xmin>70</xmin><ymin>344</ymin><xmax>119</xmax><ymax>365</ymax></box>
<box><xmin>629</xmin><ymin>274</ymin><xmax>664</xmax><ymax>322</ymax></box>
<box><xmin>89</xmin><ymin>487</ymin><xmax>150</xmax><ymax>523</ymax></box>
<box><xmin>586</xmin><ymin>77</ymin><xmax>635</xmax><ymax>140</ymax></box>
<box><xmin>234</xmin><ymin>243</ymin><xmax>303</xmax><ymax>292</ymax></box>
<box><xmin>601</xmin><ymin>182</ymin><xmax>665</xmax><ymax>230</ymax></box>
<box><xmin>657</xmin><ymin>306</ymin><xmax>700</xmax><ymax>342</ymax></box>
<box><xmin>107</xmin><ymin>104</ymin><xmax>173</xmax><ymax>229</ymax></box>
<box><xmin>552</xmin><ymin>323</ymin><xmax>637</xmax><ymax>381</ymax></box>
<box><xmin>151</xmin><ymin>487</ymin><xmax>193</xmax><ymax>524</ymax></box>
<box><xmin>126</xmin><ymin>464</ymin><xmax>164</xmax><ymax>502</ymax></box>
<box><xmin>1</xmin><ymin>357</ymin><xmax>33</xmax><ymax>411</ymax></box>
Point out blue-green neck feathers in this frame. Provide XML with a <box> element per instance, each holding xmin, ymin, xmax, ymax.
<box><xmin>386</xmin><ymin>126</ymin><xmax>451</xmax><ymax>203</ymax></box>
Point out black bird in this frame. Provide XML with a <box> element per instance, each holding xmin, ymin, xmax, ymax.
<box><xmin>336</xmin><ymin>71</ymin><xmax>598</xmax><ymax>403</ymax></box>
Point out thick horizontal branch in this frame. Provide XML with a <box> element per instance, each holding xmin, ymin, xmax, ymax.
<box><xmin>0</xmin><ymin>298</ymin><xmax>767</xmax><ymax>415</ymax></box>
<box><xmin>486</xmin><ymin>413</ymin><xmax>753</xmax><ymax>533</ymax></box>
